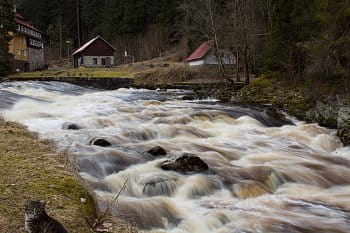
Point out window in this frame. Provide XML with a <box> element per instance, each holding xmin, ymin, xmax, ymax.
<box><xmin>93</xmin><ymin>58</ymin><xmax>98</xmax><ymax>65</ymax></box>
<box><xmin>18</xmin><ymin>49</ymin><xmax>20</xmax><ymax>56</ymax></box>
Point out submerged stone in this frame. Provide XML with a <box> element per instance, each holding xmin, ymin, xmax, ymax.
<box><xmin>140</xmin><ymin>174</ymin><xmax>177</xmax><ymax>197</ymax></box>
<box><xmin>147</xmin><ymin>146</ymin><xmax>167</xmax><ymax>156</ymax></box>
<box><xmin>232</xmin><ymin>180</ymin><xmax>271</xmax><ymax>199</ymax></box>
<box><xmin>160</xmin><ymin>153</ymin><xmax>209</xmax><ymax>173</ymax></box>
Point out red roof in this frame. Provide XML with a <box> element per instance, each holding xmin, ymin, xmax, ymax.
<box><xmin>186</xmin><ymin>41</ymin><xmax>211</xmax><ymax>62</ymax></box>
<box><xmin>15</xmin><ymin>13</ymin><xmax>42</xmax><ymax>33</ymax></box>
<box><xmin>72</xmin><ymin>35</ymin><xmax>116</xmax><ymax>55</ymax></box>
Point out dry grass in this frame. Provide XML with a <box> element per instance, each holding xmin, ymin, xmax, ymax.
<box><xmin>8</xmin><ymin>67</ymin><xmax>134</xmax><ymax>79</ymax></box>
<box><xmin>0</xmin><ymin>118</ymin><xmax>137</xmax><ymax>233</ymax></box>
<box><xmin>7</xmin><ymin>58</ymin><xmax>184</xmax><ymax>80</ymax></box>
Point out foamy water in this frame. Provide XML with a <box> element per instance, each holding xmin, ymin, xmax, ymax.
<box><xmin>1</xmin><ymin>81</ymin><xmax>350</xmax><ymax>233</ymax></box>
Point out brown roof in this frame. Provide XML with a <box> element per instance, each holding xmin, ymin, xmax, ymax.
<box><xmin>186</xmin><ymin>41</ymin><xmax>211</xmax><ymax>62</ymax></box>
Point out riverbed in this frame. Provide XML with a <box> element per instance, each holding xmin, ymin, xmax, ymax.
<box><xmin>1</xmin><ymin>81</ymin><xmax>350</xmax><ymax>233</ymax></box>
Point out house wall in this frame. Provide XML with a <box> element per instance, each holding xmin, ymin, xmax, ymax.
<box><xmin>204</xmin><ymin>50</ymin><xmax>236</xmax><ymax>65</ymax></box>
<box><xmin>77</xmin><ymin>56</ymin><xmax>115</xmax><ymax>68</ymax></box>
<box><xmin>28</xmin><ymin>47</ymin><xmax>44</xmax><ymax>71</ymax></box>
<box><xmin>188</xmin><ymin>59</ymin><xmax>205</xmax><ymax>66</ymax></box>
<box><xmin>83</xmin><ymin>38</ymin><xmax>115</xmax><ymax>56</ymax></box>
<box><xmin>188</xmin><ymin>49</ymin><xmax>236</xmax><ymax>67</ymax></box>
<box><xmin>8</xmin><ymin>32</ymin><xmax>28</xmax><ymax>62</ymax></box>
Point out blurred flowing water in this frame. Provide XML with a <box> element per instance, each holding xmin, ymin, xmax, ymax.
<box><xmin>1</xmin><ymin>81</ymin><xmax>350</xmax><ymax>233</ymax></box>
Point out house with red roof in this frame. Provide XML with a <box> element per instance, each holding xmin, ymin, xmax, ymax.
<box><xmin>186</xmin><ymin>41</ymin><xmax>236</xmax><ymax>67</ymax></box>
<box><xmin>72</xmin><ymin>36</ymin><xmax>116</xmax><ymax>68</ymax></box>
<box><xmin>9</xmin><ymin>13</ymin><xmax>44</xmax><ymax>72</ymax></box>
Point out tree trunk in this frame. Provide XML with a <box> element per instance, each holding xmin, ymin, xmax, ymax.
<box><xmin>236</xmin><ymin>45</ymin><xmax>240</xmax><ymax>82</ymax></box>
<box><xmin>206</xmin><ymin>0</ymin><xmax>233</xmax><ymax>84</ymax></box>
<box><xmin>59</xmin><ymin>19</ymin><xmax>62</xmax><ymax>60</ymax></box>
<box><xmin>76</xmin><ymin>0</ymin><xmax>81</xmax><ymax>46</ymax></box>
<box><xmin>244</xmin><ymin>46</ymin><xmax>250</xmax><ymax>85</ymax></box>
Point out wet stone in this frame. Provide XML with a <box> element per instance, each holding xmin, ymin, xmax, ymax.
<box><xmin>62</xmin><ymin>122</ymin><xmax>80</xmax><ymax>130</ymax></box>
<box><xmin>147</xmin><ymin>146</ymin><xmax>167</xmax><ymax>156</ymax></box>
<box><xmin>264</xmin><ymin>107</ymin><xmax>293</xmax><ymax>126</ymax></box>
<box><xmin>90</xmin><ymin>138</ymin><xmax>112</xmax><ymax>147</ymax></box>
<box><xmin>182</xmin><ymin>95</ymin><xmax>195</xmax><ymax>101</ymax></box>
<box><xmin>160</xmin><ymin>153</ymin><xmax>209</xmax><ymax>174</ymax></box>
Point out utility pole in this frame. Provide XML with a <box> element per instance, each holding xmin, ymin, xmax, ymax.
<box><xmin>76</xmin><ymin>0</ymin><xmax>81</xmax><ymax>46</ymax></box>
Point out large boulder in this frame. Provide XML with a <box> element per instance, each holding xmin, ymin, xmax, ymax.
<box><xmin>338</xmin><ymin>108</ymin><xmax>350</xmax><ymax>146</ymax></box>
<box><xmin>90</xmin><ymin>138</ymin><xmax>112</xmax><ymax>147</ymax></box>
<box><xmin>338</xmin><ymin>122</ymin><xmax>350</xmax><ymax>146</ymax></box>
<box><xmin>160</xmin><ymin>154</ymin><xmax>209</xmax><ymax>173</ymax></box>
<box><xmin>147</xmin><ymin>146</ymin><xmax>167</xmax><ymax>157</ymax></box>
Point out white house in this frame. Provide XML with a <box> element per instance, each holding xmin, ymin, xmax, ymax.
<box><xmin>72</xmin><ymin>36</ymin><xmax>116</xmax><ymax>68</ymax></box>
<box><xmin>186</xmin><ymin>41</ymin><xmax>236</xmax><ymax>67</ymax></box>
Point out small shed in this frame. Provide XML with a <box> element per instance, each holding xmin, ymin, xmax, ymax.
<box><xmin>72</xmin><ymin>36</ymin><xmax>116</xmax><ymax>68</ymax></box>
<box><xmin>186</xmin><ymin>41</ymin><xmax>236</xmax><ymax>67</ymax></box>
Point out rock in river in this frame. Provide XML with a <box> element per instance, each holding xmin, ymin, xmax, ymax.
<box><xmin>148</xmin><ymin>146</ymin><xmax>167</xmax><ymax>156</ymax></box>
<box><xmin>90</xmin><ymin>138</ymin><xmax>112</xmax><ymax>147</ymax></box>
<box><xmin>160</xmin><ymin>153</ymin><xmax>209</xmax><ymax>173</ymax></box>
<box><xmin>62</xmin><ymin>122</ymin><xmax>80</xmax><ymax>130</ymax></box>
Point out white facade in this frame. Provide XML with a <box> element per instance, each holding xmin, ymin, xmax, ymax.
<box><xmin>78</xmin><ymin>56</ymin><xmax>115</xmax><ymax>68</ymax></box>
<box><xmin>188</xmin><ymin>49</ymin><xmax>236</xmax><ymax>67</ymax></box>
<box><xmin>188</xmin><ymin>60</ymin><xmax>204</xmax><ymax>66</ymax></box>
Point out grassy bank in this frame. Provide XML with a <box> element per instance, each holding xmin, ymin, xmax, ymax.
<box><xmin>0</xmin><ymin>118</ymin><xmax>136</xmax><ymax>233</ymax></box>
<box><xmin>236</xmin><ymin>75</ymin><xmax>350</xmax><ymax>145</ymax></box>
<box><xmin>236</xmin><ymin>76</ymin><xmax>310</xmax><ymax>119</ymax></box>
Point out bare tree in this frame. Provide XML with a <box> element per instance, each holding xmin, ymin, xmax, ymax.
<box><xmin>222</xmin><ymin>0</ymin><xmax>272</xmax><ymax>84</ymax></box>
<box><xmin>184</xmin><ymin>0</ymin><xmax>233</xmax><ymax>83</ymax></box>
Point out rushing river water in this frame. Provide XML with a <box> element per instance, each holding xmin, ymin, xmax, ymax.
<box><xmin>1</xmin><ymin>81</ymin><xmax>350</xmax><ymax>233</ymax></box>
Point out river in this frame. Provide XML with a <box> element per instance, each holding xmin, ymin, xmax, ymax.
<box><xmin>1</xmin><ymin>81</ymin><xmax>350</xmax><ymax>233</ymax></box>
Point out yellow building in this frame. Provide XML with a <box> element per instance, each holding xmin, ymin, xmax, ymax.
<box><xmin>9</xmin><ymin>31</ymin><xmax>28</xmax><ymax>62</ymax></box>
<box><xmin>9</xmin><ymin>14</ymin><xmax>44</xmax><ymax>72</ymax></box>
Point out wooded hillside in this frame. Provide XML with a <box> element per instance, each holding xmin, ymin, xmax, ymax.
<box><xmin>1</xmin><ymin>0</ymin><xmax>349</xmax><ymax>85</ymax></box>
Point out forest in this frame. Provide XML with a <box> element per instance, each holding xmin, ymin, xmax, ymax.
<box><xmin>0</xmin><ymin>0</ymin><xmax>349</xmax><ymax>85</ymax></box>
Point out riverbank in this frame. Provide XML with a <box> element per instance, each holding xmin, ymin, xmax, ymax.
<box><xmin>0</xmin><ymin>118</ymin><xmax>136</xmax><ymax>233</ymax></box>
<box><xmin>231</xmin><ymin>75</ymin><xmax>350</xmax><ymax>146</ymax></box>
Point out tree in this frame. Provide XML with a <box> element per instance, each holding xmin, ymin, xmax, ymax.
<box><xmin>0</xmin><ymin>0</ymin><xmax>15</xmax><ymax>77</ymax></box>
<box><xmin>184</xmin><ymin>0</ymin><xmax>233</xmax><ymax>83</ymax></box>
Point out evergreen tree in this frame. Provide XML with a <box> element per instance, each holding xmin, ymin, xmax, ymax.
<box><xmin>0</xmin><ymin>0</ymin><xmax>15</xmax><ymax>77</ymax></box>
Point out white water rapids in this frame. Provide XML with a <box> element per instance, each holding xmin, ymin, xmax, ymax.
<box><xmin>1</xmin><ymin>82</ymin><xmax>350</xmax><ymax>233</ymax></box>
